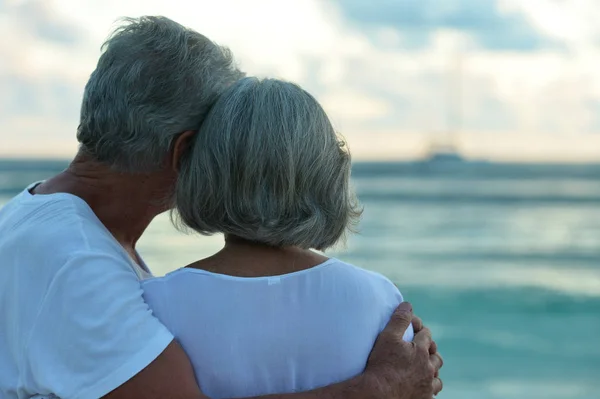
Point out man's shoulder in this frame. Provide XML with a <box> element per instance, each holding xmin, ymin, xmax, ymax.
<box><xmin>3</xmin><ymin>191</ymin><xmax>115</xmax><ymax>248</ymax></box>
<box><xmin>0</xmin><ymin>190</ymin><xmax>131</xmax><ymax>280</ymax></box>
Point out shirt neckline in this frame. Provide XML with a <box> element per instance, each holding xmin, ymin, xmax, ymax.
<box><xmin>162</xmin><ymin>258</ymin><xmax>339</xmax><ymax>282</ymax></box>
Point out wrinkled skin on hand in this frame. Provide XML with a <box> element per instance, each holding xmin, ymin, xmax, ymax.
<box><xmin>364</xmin><ymin>302</ymin><xmax>444</xmax><ymax>399</ymax></box>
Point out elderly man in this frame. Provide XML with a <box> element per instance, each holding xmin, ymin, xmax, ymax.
<box><xmin>0</xmin><ymin>16</ymin><xmax>442</xmax><ymax>399</ymax></box>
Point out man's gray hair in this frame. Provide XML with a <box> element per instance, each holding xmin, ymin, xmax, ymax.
<box><xmin>77</xmin><ymin>16</ymin><xmax>244</xmax><ymax>172</ymax></box>
<box><xmin>175</xmin><ymin>77</ymin><xmax>362</xmax><ymax>250</ymax></box>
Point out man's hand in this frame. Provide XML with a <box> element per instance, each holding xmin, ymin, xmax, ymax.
<box><xmin>363</xmin><ymin>302</ymin><xmax>443</xmax><ymax>399</ymax></box>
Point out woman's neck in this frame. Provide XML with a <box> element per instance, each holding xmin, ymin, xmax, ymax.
<box><xmin>185</xmin><ymin>236</ymin><xmax>329</xmax><ymax>277</ymax></box>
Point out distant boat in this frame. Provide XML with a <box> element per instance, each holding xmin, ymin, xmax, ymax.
<box><xmin>424</xmin><ymin>142</ymin><xmax>464</xmax><ymax>163</ymax></box>
<box><xmin>421</xmin><ymin>50</ymin><xmax>465</xmax><ymax>165</ymax></box>
<box><xmin>414</xmin><ymin>50</ymin><xmax>471</xmax><ymax>166</ymax></box>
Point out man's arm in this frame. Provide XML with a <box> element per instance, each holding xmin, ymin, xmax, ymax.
<box><xmin>103</xmin><ymin>340</ymin><xmax>366</xmax><ymax>399</ymax></box>
<box><xmin>102</xmin><ymin>340</ymin><xmax>204</xmax><ymax>399</ymax></box>
<box><xmin>103</xmin><ymin>302</ymin><xmax>443</xmax><ymax>399</ymax></box>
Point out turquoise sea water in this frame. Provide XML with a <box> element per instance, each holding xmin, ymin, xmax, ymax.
<box><xmin>1</xmin><ymin>159</ymin><xmax>599</xmax><ymax>399</ymax></box>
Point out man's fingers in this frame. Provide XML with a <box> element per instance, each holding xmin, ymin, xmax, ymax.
<box><xmin>429</xmin><ymin>340</ymin><xmax>437</xmax><ymax>355</ymax></box>
<box><xmin>411</xmin><ymin>315</ymin><xmax>423</xmax><ymax>333</ymax></box>
<box><xmin>385</xmin><ymin>302</ymin><xmax>413</xmax><ymax>333</ymax></box>
<box><xmin>413</xmin><ymin>326</ymin><xmax>432</xmax><ymax>349</ymax></box>
<box><xmin>432</xmin><ymin>377</ymin><xmax>443</xmax><ymax>396</ymax></box>
<box><xmin>430</xmin><ymin>352</ymin><xmax>444</xmax><ymax>372</ymax></box>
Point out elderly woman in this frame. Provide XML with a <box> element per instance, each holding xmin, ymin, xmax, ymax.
<box><xmin>142</xmin><ymin>77</ymin><xmax>414</xmax><ymax>398</ymax></box>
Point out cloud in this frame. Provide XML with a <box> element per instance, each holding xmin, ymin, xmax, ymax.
<box><xmin>501</xmin><ymin>0</ymin><xmax>600</xmax><ymax>49</ymax></box>
<box><xmin>2</xmin><ymin>0</ymin><xmax>87</xmax><ymax>46</ymax></box>
<box><xmin>1</xmin><ymin>0</ymin><xmax>599</xmax><ymax>161</ymax></box>
<box><xmin>337</xmin><ymin>0</ymin><xmax>557</xmax><ymax>51</ymax></box>
<box><xmin>319</xmin><ymin>88</ymin><xmax>393</xmax><ymax>123</ymax></box>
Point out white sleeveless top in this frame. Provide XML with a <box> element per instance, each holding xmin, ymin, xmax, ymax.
<box><xmin>142</xmin><ymin>258</ymin><xmax>413</xmax><ymax>399</ymax></box>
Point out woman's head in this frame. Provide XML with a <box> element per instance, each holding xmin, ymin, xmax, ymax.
<box><xmin>175</xmin><ymin>77</ymin><xmax>362</xmax><ymax>250</ymax></box>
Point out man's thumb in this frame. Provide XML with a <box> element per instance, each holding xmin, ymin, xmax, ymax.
<box><xmin>387</xmin><ymin>301</ymin><xmax>413</xmax><ymax>330</ymax></box>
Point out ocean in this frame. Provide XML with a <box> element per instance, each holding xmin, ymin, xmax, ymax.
<box><xmin>1</xmin><ymin>159</ymin><xmax>599</xmax><ymax>399</ymax></box>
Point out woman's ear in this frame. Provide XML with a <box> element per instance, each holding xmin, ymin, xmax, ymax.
<box><xmin>171</xmin><ymin>130</ymin><xmax>197</xmax><ymax>172</ymax></box>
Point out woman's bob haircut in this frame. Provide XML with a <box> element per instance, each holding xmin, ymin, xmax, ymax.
<box><xmin>174</xmin><ymin>77</ymin><xmax>362</xmax><ymax>250</ymax></box>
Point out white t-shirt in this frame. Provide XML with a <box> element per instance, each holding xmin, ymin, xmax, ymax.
<box><xmin>0</xmin><ymin>187</ymin><xmax>173</xmax><ymax>399</ymax></box>
<box><xmin>142</xmin><ymin>259</ymin><xmax>413</xmax><ymax>399</ymax></box>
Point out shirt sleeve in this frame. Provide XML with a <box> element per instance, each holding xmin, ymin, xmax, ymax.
<box><xmin>374</xmin><ymin>275</ymin><xmax>415</xmax><ymax>342</ymax></box>
<box><xmin>24</xmin><ymin>251</ymin><xmax>174</xmax><ymax>399</ymax></box>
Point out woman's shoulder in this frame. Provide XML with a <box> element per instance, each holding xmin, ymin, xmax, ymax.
<box><xmin>323</xmin><ymin>258</ymin><xmax>403</xmax><ymax>299</ymax></box>
<box><xmin>322</xmin><ymin>259</ymin><xmax>406</xmax><ymax>334</ymax></box>
<box><xmin>326</xmin><ymin>258</ymin><xmax>396</xmax><ymax>282</ymax></box>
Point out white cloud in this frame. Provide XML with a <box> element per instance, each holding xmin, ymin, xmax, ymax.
<box><xmin>319</xmin><ymin>89</ymin><xmax>393</xmax><ymax>123</ymax></box>
<box><xmin>1</xmin><ymin>0</ymin><xmax>600</xmax><ymax>161</ymax></box>
<box><xmin>501</xmin><ymin>0</ymin><xmax>600</xmax><ymax>48</ymax></box>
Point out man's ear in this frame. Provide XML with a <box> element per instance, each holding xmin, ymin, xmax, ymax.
<box><xmin>170</xmin><ymin>130</ymin><xmax>197</xmax><ymax>172</ymax></box>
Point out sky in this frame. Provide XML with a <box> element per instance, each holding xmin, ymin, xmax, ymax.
<box><xmin>1</xmin><ymin>0</ymin><xmax>600</xmax><ymax>162</ymax></box>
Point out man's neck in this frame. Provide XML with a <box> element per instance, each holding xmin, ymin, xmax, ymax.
<box><xmin>32</xmin><ymin>153</ymin><xmax>174</xmax><ymax>252</ymax></box>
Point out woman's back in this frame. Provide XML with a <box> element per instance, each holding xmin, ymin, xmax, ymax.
<box><xmin>142</xmin><ymin>258</ymin><xmax>412</xmax><ymax>398</ymax></box>
<box><xmin>146</xmin><ymin>77</ymin><xmax>414</xmax><ymax>397</ymax></box>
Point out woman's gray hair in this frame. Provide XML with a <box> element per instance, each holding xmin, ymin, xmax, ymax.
<box><xmin>174</xmin><ymin>77</ymin><xmax>362</xmax><ymax>250</ymax></box>
<box><xmin>77</xmin><ymin>16</ymin><xmax>244</xmax><ymax>172</ymax></box>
